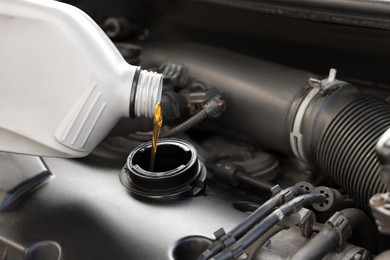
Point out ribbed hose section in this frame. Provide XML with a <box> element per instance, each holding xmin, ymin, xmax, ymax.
<box><xmin>317</xmin><ymin>96</ymin><xmax>390</xmax><ymax>209</ymax></box>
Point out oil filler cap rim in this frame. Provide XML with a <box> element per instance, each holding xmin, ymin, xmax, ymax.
<box><xmin>120</xmin><ymin>138</ymin><xmax>207</xmax><ymax>200</ymax></box>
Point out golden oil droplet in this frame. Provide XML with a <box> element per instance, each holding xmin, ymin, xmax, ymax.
<box><xmin>150</xmin><ymin>102</ymin><xmax>163</xmax><ymax>171</ymax></box>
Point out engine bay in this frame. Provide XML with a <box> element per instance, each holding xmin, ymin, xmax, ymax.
<box><xmin>1</xmin><ymin>0</ymin><xmax>390</xmax><ymax>259</ymax></box>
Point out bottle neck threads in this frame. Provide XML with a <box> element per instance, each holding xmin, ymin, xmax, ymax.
<box><xmin>130</xmin><ymin>68</ymin><xmax>163</xmax><ymax>118</ymax></box>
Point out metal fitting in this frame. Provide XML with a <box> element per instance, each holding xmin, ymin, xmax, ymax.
<box><xmin>290</xmin><ymin>68</ymin><xmax>346</xmax><ymax>162</ymax></box>
<box><xmin>326</xmin><ymin>211</ymin><xmax>352</xmax><ymax>247</ymax></box>
<box><xmin>370</xmin><ymin>192</ymin><xmax>390</xmax><ymax>235</ymax></box>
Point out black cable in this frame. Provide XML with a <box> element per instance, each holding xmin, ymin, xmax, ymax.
<box><xmin>250</xmin><ymin>225</ymin><xmax>286</xmax><ymax>252</ymax></box>
<box><xmin>164</xmin><ymin>109</ymin><xmax>209</xmax><ymax>137</ymax></box>
<box><xmin>126</xmin><ymin>95</ymin><xmax>225</xmax><ymax>142</ymax></box>
<box><xmin>230</xmin><ymin>186</ymin><xmax>304</xmax><ymax>239</ymax></box>
<box><xmin>212</xmin><ymin>193</ymin><xmax>326</xmax><ymax>260</ymax></box>
<box><xmin>126</xmin><ymin>110</ymin><xmax>207</xmax><ymax>142</ymax></box>
<box><xmin>199</xmin><ymin>186</ymin><xmax>305</xmax><ymax>260</ymax></box>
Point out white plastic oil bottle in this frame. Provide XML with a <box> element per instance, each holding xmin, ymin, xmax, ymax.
<box><xmin>0</xmin><ymin>0</ymin><xmax>162</xmax><ymax>157</ymax></box>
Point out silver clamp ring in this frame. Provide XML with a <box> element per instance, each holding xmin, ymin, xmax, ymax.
<box><xmin>290</xmin><ymin>68</ymin><xmax>344</xmax><ymax>162</ymax></box>
<box><xmin>290</xmin><ymin>86</ymin><xmax>320</xmax><ymax>162</ymax></box>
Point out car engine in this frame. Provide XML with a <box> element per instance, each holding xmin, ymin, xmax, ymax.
<box><xmin>1</xmin><ymin>0</ymin><xmax>390</xmax><ymax>259</ymax></box>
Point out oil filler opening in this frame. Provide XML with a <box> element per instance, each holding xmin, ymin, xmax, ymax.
<box><xmin>132</xmin><ymin>144</ymin><xmax>192</xmax><ymax>173</ymax></box>
<box><xmin>120</xmin><ymin>138</ymin><xmax>207</xmax><ymax>200</ymax></box>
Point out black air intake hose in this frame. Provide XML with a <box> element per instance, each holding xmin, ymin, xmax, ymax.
<box><xmin>141</xmin><ymin>44</ymin><xmax>389</xmax><ymax>209</ymax></box>
<box><xmin>293</xmin><ymin>83</ymin><xmax>390</xmax><ymax>209</ymax></box>
<box><xmin>317</xmin><ymin>95</ymin><xmax>390</xmax><ymax>208</ymax></box>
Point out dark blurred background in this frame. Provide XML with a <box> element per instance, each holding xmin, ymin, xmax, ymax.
<box><xmin>63</xmin><ymin>0</ymin><xmax>390</xmax><ymax>91</ymax></box>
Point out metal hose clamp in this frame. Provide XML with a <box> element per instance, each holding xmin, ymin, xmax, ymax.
<box><xmin>290</xmin><ymin>69</ymin><xmax>343</xmax><ymax>162</ymax></box>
